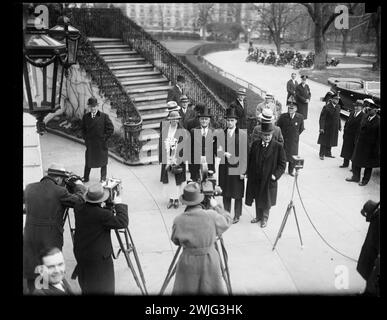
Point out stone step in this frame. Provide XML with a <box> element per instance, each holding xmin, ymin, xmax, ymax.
<box><xmin>110</xmin><ymin>64</ymin><xmax>154</xmax><ymax>72</ymax></box>
<box><xmin>141</xmin><ymin>122</ymin><xmax>162</xmax><ymax>131</ymax></box>
<box><xmin>139</xmin><ymin>129</ymin><xmax>160</xmax><ymax>142</ymax></box>
<box><xmin>121</xmin><ymin>77</ymin><xmax>168</xmax><ymax>87</ymax></box>
<box><xmin>89</xmin><ymin>37</ymin><xmax>122</xmax><ymax>42</ymax></box>
<box><xmin>138</xmin><ymin>154</ymin><xmax>159</xmax><ymax>165</ymax></box>
<box><xmin>136</xmin><ymin>103</ymin><xmax>167</xmax><ymax>113</ymax></box>
<box><xmin>132</xmin><ymin>93</ymin><xmax>168</xmax><ymax>104</ymax></box>
<box><xmin>115</xmin><ymin>71</ymin><xmax>162</xmax><ymax>78</ymax></box>
<box><xmin>141</xmin><ymin>111</ymin><xmax>168</xmax><ymax>122</ymax></box>
<box><xmin>140</xmin><ymin>139</ymin><xmax>159</xmax><ymax>151</ymax></box>
<box><xmin>105</xmin><ymin>57</ymin><xmax>145</xmax><ymax>64</ymax></box>
<box><xmin>94</xmin><ymin>44</ymin><xmax>131</xmax><ymax>50</ymax></box>
<box><xmin>99</xmin><ymin>50</ymin><xmax>137</xmax><ymax>56</ymax></box>
<box><xmin>127</xmin><ymin>85</ymin><xmax>171</xmax><ymax>94</ymax></box>
<box><xmin>118</xmin><ymin>74</ymin><xmax>165</xmax><ymax>84</ymax></box>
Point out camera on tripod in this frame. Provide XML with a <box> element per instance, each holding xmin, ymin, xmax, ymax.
<box><xmin>63</xmin><ymin>172</ymin><xmax>83</xmax><ymax>193</ymax></box>
<box><xmin>292</xmin><ymin>155</ymin><xmax>304</xmax><ymax>169</ymax></box>
<box><xmin>102</xmin><ymin>178</ymin><xmax>122</xmax><ymax>202</ymax></box>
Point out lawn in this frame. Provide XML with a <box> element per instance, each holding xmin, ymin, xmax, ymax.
<box><xmin>327</xmin><ymin>54</ymin><xmax>376</xmax><ymax>64</ymax></box>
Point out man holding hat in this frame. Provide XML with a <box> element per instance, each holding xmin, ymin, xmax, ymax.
<box><xmin>23</xmin><ymin>163</ymin><xmax>86</xmax><ymax>294</ymax></box>
<box><xmin>229</xmin><ymin>87</ymin><xmax>248</xmax><ymax>129</ymax></box>
<box><xmin>218</xmin><ymin>108</ymin><xmax>247</xmax><ymax>224</ymax></box>
<box><xmin>251</xmin><ymin>108</ymin><xmax>284</xmax><ymax>149</ymax></box>
<box><xmin>73</xmin><ymin>183</ymin><xmax>128</xmax><ymax>294</ymax></box>
<box><xmin>167</xmin><ymin>75</ymin><xmax>186</xmax><ymax>107</ymax></box>
<box><xmin>81</xmin><ymin>97</ymin><xmax>114</xmax><ymax>183</ymax></box>
<box><xmin>295</xmin><ymin>75</ymin><xmax>311</xmax><ymax>120</ymax></box>
<box><xmin>317</xmin><ymin>92</ymin><xmax>341</xmax><ymax>160</ymax></box>
<box><xmin>245</xmin><ymin>122</ymin><xmax>286</xmax><ymax>228</ymax></box>
<box><xmin>171</xmin><ymin>182</ymin><xmax>232</xmax><ymax>294</ymax></box>
<box><xmin>339</xmin><ymin>100</ymin><xmax>364</xmax><ymax>168</ymax></box>
<box><xmin>276</xmin><ymin>103</ymin><xmax>305</xmax><ymax>176</ymax></box>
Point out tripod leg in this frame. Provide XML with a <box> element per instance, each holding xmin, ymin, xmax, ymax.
<box><xmin>292</xmin><ymin>205</ymin><xmax>304</xmax><ymax>248</ymax></box>
<box><xmin>272</xmin><ymin>204</ymin><xmax>292</xmax><ymax>251</ymax></box>
<box><xmin>160</xmin><ymin>246</ymin><xmax>181</xmax><ymax>295</ymax></box>
<box><xmin>219</xmin><ymin>237</ymin><xmax>232</xmax><ymax>295</ymax></box>
<box><xmin>215</xmin><ymin>240</ymin><xmax>231</xmax><ymax>295</ymax></box>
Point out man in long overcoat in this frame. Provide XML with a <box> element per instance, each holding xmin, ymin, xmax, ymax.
<box><xmin>171</xmin><ymin>183</ymin><xmax>232</xmax><ymax>295</ymax></box>
<box><xmin>82</xmin><ymin>97</ymin><xmax>114</xmax><ymax>183</ymax></box>
<box><xmin>245</xmin><ymin>122</ymin><xmax>286</xmax><ymax>228</ymax></box>
<box><xmin>286</xmin><ymin>72</ymin><xmax>298</xmax><ymax>102</ymax></box>
<box><xmin>339</xmin><ymin>99</ymin><xmax>364</xmax><ymax>168</ymax></box>
<box><xmin>73</xmin><ymin>183</ymin><xmax>128</xmax><ymax>294</ymax></box>
<box><xmin>317</xmin><ymin>93</ymin><xmax>341</xmax><ymax>159</ymax></box>
<box><xmin>218</xmin><ymin>108</ymin><xmax>247</xmax><ymax>224</ymax></box>
<box><xmin>167</xmin><ymin>75</ymin><xmax>185</xmax><ymax>107</ymax></box>
<box><xmin>23</xmin><ymin>163</ymin><xmax>86</xmax><ymax>294</ymax></box>
<box><xmin>295</xmin><ymin>75</ymin><xmax>311</xmax><ymax>120</ymax></box>
<box><xmin>229</xmin><ymin>87</ymin><xmax>248</xmax><ymax>129</ymax></box>
<box><xmin>346</xmin><ymin>106</ymin><xmax>380</xmax><ymax>186</ymax></box>
<box><xmin>276</xmin><ymin>103</ymin><xmax>305</xmax><ymax>176</ymax></box>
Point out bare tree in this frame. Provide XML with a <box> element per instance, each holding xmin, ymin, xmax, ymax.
<box><xmin>158</xmin><ymin>4</ymin><xmax>166</xmax><ymax>41</ymax></box>
<box><xmin>196</xmin><ymin>3</ymin><xmax>215</xmax><ymax>40</ymax></box>
<box><xmin>370</xmin><ymin>6</ymin><xmax>381</xmax><ymax>70</ymax></box>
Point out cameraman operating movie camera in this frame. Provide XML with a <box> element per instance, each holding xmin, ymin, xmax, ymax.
<box><xmin>23</xmin><ymin>163</ymin><xmax>86</xmax><ymax>294</ymax></box>
<box><xmin>72</xmin><ymin>182</ymin><xmax>128</xmax><ymax>295</ymax></box>
<box><xmin>171</xmin><ymin>182</ymin><xmax>232</xmax><ymax>295</ymax></box>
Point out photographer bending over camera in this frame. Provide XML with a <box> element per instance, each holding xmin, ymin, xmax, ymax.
<box><xmin>73</xmin><ymin>183</ymin><xmax>128</xmax><ymax>294</ymax></box>
<box><xmin>171</xmin><ymin>182</ymin><xmax>232</xmax><ymax>295</ymax></box>
<box><xmin>23</xmin><ymin>163</ymin><xmax>86</xmax><ymax>294</ymax></box>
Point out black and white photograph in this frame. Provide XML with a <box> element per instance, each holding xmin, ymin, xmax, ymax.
<box><xmin>22</xmin><ymin>2</ymin><xmax>380</xmax><ymax>301</ymax></box>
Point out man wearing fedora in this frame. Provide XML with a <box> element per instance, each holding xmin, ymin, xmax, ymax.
<box><xmin>81</xmin><ymin>97</ymin><xmax>114</xmax><ymax>183</ymax></box>
<box><xmin>167</xmin><ymin>75</ymin><xmax>186</xmax><ymax>107</ymax></box>
<box><xmin>295</xmin><ymin>75</ymin><xmax>311</xmax><ymax>120</ymax></box>
<box><xmin>159</xmin><ymin>110</ymin><xmax>188</xmax><ymax>209</ymax></box>
<box><xmin>23</xmin><ymin>163</ymin><xmax>86</xmax><ymax>294</ymax></box>
<box><xmin>251</xmin><ymin>108</ymin><xmax>284</xmax><ymax>149</ymax></box>
<box><xmin>171</xmin><ymin>182</ymin><xmax>232</xmax><ymax>294</ymax></box>
<box><xmin>178</xmin><ymin>95</ymin><xmax>196</xmax><ymax>130</ymax></box>
<box><xmin>317</xmin><ymin>92</ymin><xmax>341</xmax><ymax>160</ymax></box>
<box><xmin>218</xmin><ymin>108</ymin><xmax>247</xmax><ymax>224</ymax></box>
<box><xmin>256</xmin><ymin>93</ymin><xmax>281</xmax><ymax>122</ymax></box>
<box><xmin>229</xmin><ymin>87</ymin><xmax>248</xmax><ymax>129</ymax></box>
<box><xmin>73</xmin><ymin>183</ymin><xmax>128</xmax><ymax>294</ymax></box>
<box><xmin>277</xmin><ymin>103</ymin><xmax>305</xmax><ymax>176</ymax></box>
<box><xmin>339</xmin><ymin>100</ymin><xmax>364</xmax><ymax>169</ymax></box>
<box><xmin>245</xmin><ymin>122</ymin><xmax>286</xmax><ymax>228</ymax></box>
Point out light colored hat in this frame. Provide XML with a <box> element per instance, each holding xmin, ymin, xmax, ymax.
<box><xmin>167</xmin><ymin>101</ymin><xmax>181</xmax><ymax>112</ymax></box>
<box><xmin>236</xmin><ymin>88</ymin><xmax>247</xmax><ymax>95</ymax></box>
<box><xmin>47</xmin><ymin>163</ymin><xmax>68</xmax><ymax>177</ymax></box>
<box><xmin>167</xmin><ymin>110</ymin><xmax>181</xmax><ymax>120</ymax></box>
<box><xmin>363</xmin><ymin>98</ymin><xmax>375</xmax><ymax>105</ymax></box>
<box><xmin>180</xmin><ymin>95</ymin><xmax>189</xmax><ymax>103</ymax></box>
<box><xmin>179</xmin><ymin>182</ymin><xmax>205</xmax><ymax>206</ymax></box>
<box><xmin>354</xmin><ymin>99</ymin><xmax>364</xmax><ymax>106</ymax></box>
<box><xmin>258</xmin><ymin>108</ymin><xmax>274</xmax><ymax>122</ymax></box>
<box><xmin>85</xmin><ymin>183</ymin><xmax>109</xmax><ymax>203</ymax></box>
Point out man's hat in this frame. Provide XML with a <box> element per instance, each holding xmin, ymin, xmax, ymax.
<box><xmin>364</xmin><ymin>98</ymin><xmax>375</xmax><ymax>105</ymax></box>
<box><xmin>85</xmin><ymin>183</ymin><xmax>110</xmax><ymax>203</ymax></box>
<box><xmin>300</xmin><ymin>75</ymin><xmax>308</xmax><ymax>80</ymax></box>
<box><xmin>258</xmin><ymin>108</ymin><xmax>274</xmax><ymax>122</ymax></box>
<box><xmin>265</xmin><ymin>92</ymin><xmax>274</xmax><ymax>99</ymax></box>
<box><xmin>180</xmin><ymin>95</ymin><xmax>189</xmax><ymax>103</ymax></box>
<box><xmin>167</xmin><ymin>101</ymin><xmax>181</xmax><ymax>112</ymax></box>
<box><xmin>179</xmin><ymin>182</ymin><xmax>205</xmax><ymax>206</ymax></box>
<box><xmin>47</xmin><ymin>163</ymin><xmax>68</xmax><ymax>177</ymax></box>
<box><xmin>287</xmin><ymin>95</ymin><xmax>296</xmax><ymax>104</ymax></box>
<box><xmin>225</xmin><ymin>107</ymin><xmax>239</xmax><ymax>119</ymax></box>
<box><xmin>87</xmin><ymin>97</ymin><xmax>98</xmax><ymax>106</ymax></box>
<box><xmin>167</xmin><ymin>110</ymin><xmax>181</xmax><ymax>121</ymax></box>
<box><xmin>261</xmin><ymin>121</ymin><xmax>274</xmax><ymax>133</ymax></box>
<box><xmin>198</xmin><ymin>105</ymin><xmax>212</xmax><ymax>118</ymax></box>
<box><xmin>287</xmin><ymin>103</ymin><xmax>297</xmax><ymax>109</ymax></box>
<box><xmin>331</xmin><ymin>92</ymin><xmax>340</xmax><ymax>99</ymax></box>
<box><xmin>354</xmin><ymin>99</ymin><xmax>364</xmax><ymax>106</ymax></box>
<box><xmin>176</xmin><ymin>75</ymin><xmax>186</xmax><ymax>83</ymax></box>
<box><xmin>236</xmin><ymin>88</ymin><xmax>247</xmax><ymax>95</ymax></box>
<box><xmin>361</xmin><ymin>200</ymin><xmax>379</xmax><ymax>219</ymax></box>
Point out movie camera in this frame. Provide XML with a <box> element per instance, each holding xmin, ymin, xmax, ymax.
<box><xmin>198</xmin><ymin>163</ymin><xmax>222</xmax><ymax>209</ymax></box>
<box><xmin>292</xmin><ymin>155</ymin><xmax>304</xmax><ymax>170</ymax></box>
<box><xmin>102</xmin><ymin>177</ymin><xmax>122</xmax><ymax>203</ymax></box>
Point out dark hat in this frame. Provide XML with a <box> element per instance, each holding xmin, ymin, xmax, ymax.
<box><xmin>179</xmin><ymin>182</ymin><xmax>205</xmax><ymax>206</ymax></box>
<box><xmin>194</xmin><ymin>103</ymin><xmax>205</xmax><ymax>114</ymax></box>
<box><xmin>198</xmin><ymin>105</ymin><xmax>212</xmax><ymax>118</ymax></box>
<box><xmin>167</xmin><ymin>110</ymin><xmax>181</xmax><ymax>120</ymax></box>
<box><xmin>176</xmin><ymin>75</ymin><xmax>186</xmax><ymax>83</ymax></box>
<box><xmin>354</xmin><ymin>99</ymin><xmax>364</xmax><ymax>106</ymax></box>
<box><xmin>261</xmin><ymin>122</ymin><xmax>274</xmax><ymax>133</ymax></box>
<box><xmin>236</xmin><ymin>87</ymin><xmax>247</xmax><ymax>95</ymax></box>
<box><xmin>85</xmin><ymin>183</ymin><xmax>109</xmax><ymax>203</ymax></box>
<box><xmin>180</xmin><ymin>95</ymin><xmax>189</xmax><ymax>103</ymax></box>
<box><xmin>225</xmin><ymin>107</ymin><xmax>239</xmax><ymax>119</ymax></box>
<box><xmin>87</xmin><ymin>97</ymin><xmax>98</xmax><ymax>106</ymax></box>
<box><xmin>361</xmin><ymin>200</ymin><xmax>379</xmax><ymax>219</ymax></box>
<box><xmin>47</xmin><ymin>163</ymin><xmax>68</xmax><ymax>177</ymax></box>
<box><xmin>300</xmin><ymin>75</ymin><xmax>308</xmax><ymax>80</ymax></box>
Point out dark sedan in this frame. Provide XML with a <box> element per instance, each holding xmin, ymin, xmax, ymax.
<box><xmin>327</xmin><ymin>77</ymin><xmax>380</xmax><ymax>116</ymax></box>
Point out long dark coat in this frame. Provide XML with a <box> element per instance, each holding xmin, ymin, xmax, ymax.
<box><xmin>245</xmin><ymin>139</ymin><xmax>286</xmax><ymax>208</ymax></box>
<box><xmin>167</xmin><ymin>85</ymin><xmax>183</xmax><ymax>106</ymax></box>
<box><xmin>286</xmin><ymin>79</ymin><xmax>298</xmax><ymax>101</ymax></box>
<box><xmin>351</xmin><ymin>114</ymin><xmax>380</xmax><ymax>168</ymax></box>
<box><xmin>229</xmin><ymin>99</ymin><xmax>248</xmax><ymax>129</ymax></box>
<box><xmin>73</xmin><ymin>203</ymin><xmax>128</xmax><ymax>294</ymax></box>
<box><xmin>82</xmin><ymin>111</ymin><xmax>114</xmax><ymax>168</ymax></box>
<box><xmin>218</xmin><ymin>128</ymin><xmax>247</xmax><ymax>199</ymax></box>
<box><xmin>159</xmin><ymin>122</ymin><xmax>187</xmax><ymax>185</ymax></box>
<box><xmin>340</xmin><ymin>110</ymin><xmax>364</xmax><ymax>160</ymax></box>
<box><xmin>171</xmin><ymin>205</ymin><xmax>232</xmax><ymax>295</ymax></box>
<box><xmin>276</xmin><ymin>112</ymin><xmax>305</xmax><ymax>162</ymax></box>
<box><xmin>179</xmin><ymin>107</ymin><xmax>196</xmax><ymax>130</ymax></box>
<box><xmin>295</xmin><ymin>83</ymin><xmax>311</xmax><ymax>119</ymax></box>
<box><xmin>23</xmin><ymin>177</ymin><xmax>86</xmax><ymax>280</ymax></box>
<box><xmin>317</xmin><ymin>102</ymin><xmax>341</xmax><ymax>147</ymax></box>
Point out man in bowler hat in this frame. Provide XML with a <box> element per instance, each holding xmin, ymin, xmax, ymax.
<box><xmin>229</xmin><ymin>87</ymin><xmax>248</xmax><ymax>129</ymax></box>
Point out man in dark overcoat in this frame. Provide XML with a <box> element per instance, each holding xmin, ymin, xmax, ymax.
<box><xmin>286</xmin><ymin>72</ymin><xmax>298</xmax><ymax>102</ymax></box>
<box><xmin>82</xmin><ymin>97</ymin><xmax>114</xmax><ymax>183</ymax></box>
<box><xmin>73</xmin><ymin>183</ymin><xmax>128</xmax><ymax>294</ymax></box>
<box><xmin>218</xmin><ymin>108</ymin><xmax>247</xmax><ymax>224</ymax></box>
<box><xmin>295</xmin><ymin>75</ymin><xmax>311</xmax><ymax>120</ymax></box>
<box><xmin>229</xmin><ymin>87</ymin><xmax>248</xmax><ymax>129</ymax></box>
<box><xmin>346</xmin><ymin>105</ymin><xmax>380</xmax><ymax>186</ymax></box>
<box><xmin>167</xmin><ymin>75</ymin><xmax>186</xmax><ymax>107</ymax></box>
<box><xmin>276</xmin><ymin>103</ymin><xmax>304</xmax><ymax>176</ymax></box>
<box><xmin>339</xmin><ymin>99</ymin><xmax>364</xmax><ymax>168</ymax></box>
<box><xmin>23</xmin><ymin>163</ymin><xmax>86</xmax><ymax>294</ymax></box>
<box><xmin>178</xmin><ymin>95</ymin><xmax>196</xmax><ymax>130</ymax></box>
<box><xmin>245</xmin><ymin>122</ymin><xmax>286</xmax><ymax>228</ymax></box>
<box><xmin>317</xmin><ymin>93</ymin><xmax>341</xmax><ymax>159</ymax></box>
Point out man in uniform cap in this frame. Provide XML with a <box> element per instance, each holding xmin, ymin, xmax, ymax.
<box><xmin>295</xmin><ymin>75</ymin><xmax>311</xmax><ymax>119</ymax></box>
<box><xmin>229</xmin><ymin>87</ymin><xmax>248</xmax><ymax>129</ymax></box>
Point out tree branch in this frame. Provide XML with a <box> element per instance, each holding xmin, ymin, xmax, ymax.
<box><xmin>300</xmin><ymin>3</ymin><xmax>315</xmax><ymax>21</ymax></box>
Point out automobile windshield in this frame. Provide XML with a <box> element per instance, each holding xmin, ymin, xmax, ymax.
<box><xmin>366</xmin><ymin>82</ymin><xmax>380</xmax><ymax>90</ymax></box>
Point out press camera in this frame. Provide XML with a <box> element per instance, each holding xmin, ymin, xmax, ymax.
<box><xmin>292</xmin><ymin>155</ymin><xmax>304</xmax><ymax>169</ymax></box>
<box><xmin>102</xmin><ymin>178</ymin><xmax>122</xmax><ymax>202</ymax></box>
<box><xmin>198</xmin><ymin>163</ymin><xmax>222</xmax><ymax>209</ymax></box>
<box><xmin>62</xmin><ymin>172</ymin><xmax>83</xmax><ymax>193</ymax></box>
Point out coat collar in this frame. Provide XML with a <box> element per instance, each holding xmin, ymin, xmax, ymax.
<box><xmin>184</xmin><ymin>204</ymin><xmax>204</xmax><ymax>213</ymax></box>
<box><xmin>40</xmin><ymin>175</ymin><xmax>59</xmax><ymax>185</ymax></box>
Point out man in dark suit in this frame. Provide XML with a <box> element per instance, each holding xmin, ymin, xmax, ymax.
<box><xmin>82</xmin><ymin>97</ymin><xmax>114</xmax><ymax>183</ymax></box>
<box><xmin>218</xmin><ymin>108</ymin><xmax>247</xmax><ymax>224</ymax></box>
<box><xmin>245</xmin><ymin>122</ymin><xmax>286</xmax><ymax>228</ymax></box>
<box><xmin>167</xmin><ymin>75</ymin><xmax>186</xmax><ymax>107</ymax></box>
<box><xmin>73</xmin><ymin>183</ymin><xmax>128</xmax><ymax>294</ymax></box>
<box><xmin>295</xmin><ymin>75</ymin><xmax>311</xmax><ymax>120</ymax></box>
<box><xmin>229</xmin><ymin>87</ymin><xmax>248</xmax><ymax>129</ymax></box>
<box><xmin>286</xmin><ymin>72</ymin><xmax>298</xmax><ymax>102</ymax></box>
<box><xmin>339</xmin><ymin>100</ymin><xmax>364</xmax><ymax>168</ymax></box>
<box><xmin>23</xmin><ymin>163</ymin><xmax>86</xmax><ymax>294</ymax></box>
<box><xmin>276</xmin><ymin>103</ymin><xmax>305</xmax><ymax>176</ymax></box>
<box><xmin>178</xmin><ymin>95</ymin><xmax>196</xmax><ymax>130</ymax></box>
<box><xmin>32</xmin><ymin>247</ymin><xmax>74</xmax><ymax>295</ymax></box>
<box><xmin>317</xmin><ymin>93</ymin><xmax>341</xmax><ymax>159</ymax></box>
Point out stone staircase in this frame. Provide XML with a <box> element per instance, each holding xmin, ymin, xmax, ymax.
<box><xmin>89</xmin><ymin>37</ymin><xmax>171</xmax><ymax>164</ymax></box>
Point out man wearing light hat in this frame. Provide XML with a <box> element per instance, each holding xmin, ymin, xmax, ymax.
<box><xmin>295</xmin><ymin>75</ymin><xmax>311</xmax><ymax>119</ymax></box>
<box><xmin>171</xmin><ymin>182</ymin><xmax>232</xmax><ymax>294</ymax></box>
<box><xmin>251</xmin><ymin>108</ymin><xmax>284</xmax><ymax>149</ymax></box>
<box><xmin>256</xmin><ymin>92</ymin><xmax>281</xmax><ymax>121</ymax></box>
<box><xmin>229</xmin><ymin>87</ymin><xmax>248</xmax><ymax>129</ymax></box>
<box><xmin>23</xmin><ymin>163</ymin><xmax>86</xmax><ymax>294</ymax></box>
<box><xmin>178</xmin><ymin>95</ymin><xmax>196</xmax><ymax>129</ymax></box>
<box><xmin>73</xmin><ymin>183</ymin><xmax>128</xmax><ymax>294</ymax></box>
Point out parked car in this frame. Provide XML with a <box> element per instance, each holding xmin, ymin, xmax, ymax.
<box><xmin>327</xmin><ymin>77</ymin><xmax>380</xmax><ymax>116</ymax></box>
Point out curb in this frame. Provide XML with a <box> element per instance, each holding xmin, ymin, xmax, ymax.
<box><xmin>46</xmin><ymin>127</ymin><xmax>145</xmax><ymax>167</ymax></box>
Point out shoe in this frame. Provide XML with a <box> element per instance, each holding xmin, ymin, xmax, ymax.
<box><xmin>346</xmin><ymin>177</ymin><xmax>360</xmax><ymax>183</ymax></box>
<box><xmin>319</xmin><ymin>155</ymin><xmax>324</xmax><ymax>160</ymax></box>
<box><xmin>261</xmin><ymin>220</ymin><xmax>267</xmax><ymax>228</ymax></box>
<box><xmin>167</xmin><ymin>199</ymin><xmax>174</xmax><ymax>209</ymax></box>
<box><xmin>82</xmin><ymin>177</ymin><xmax>89</xmax><ymax>183</ymax></box>
<box><xmin>325</xmin><ymin>154</ymin><xmax>335</xmax><ymax>158</ymax></box>
<box><xmin>339</xmin><ymin>165</ymin><xmax>349</xmax><ymax>168</ymax></box>
<box><xmin>233</xmin><ymin>217</ymin><xmax>240</xmax><ymax>224</ymax></box>
<box><xmin>289</xmin><ymin>172</ymin><xmax>295</xmax><ymax>177</ymax></box>
<box><xmin>251</xmin><ymin>217</ymin><xmax>261</xmax><ymax>224</ymax></box>
<box><xmin>359</xmin><ymin>181</ymin><xmax>368</xmax><ymax>186</ymax></box>
<box><xmin>173</xmin><ymin>199</ymin><xmax>180</xmax><ymax>209</ymax></box>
